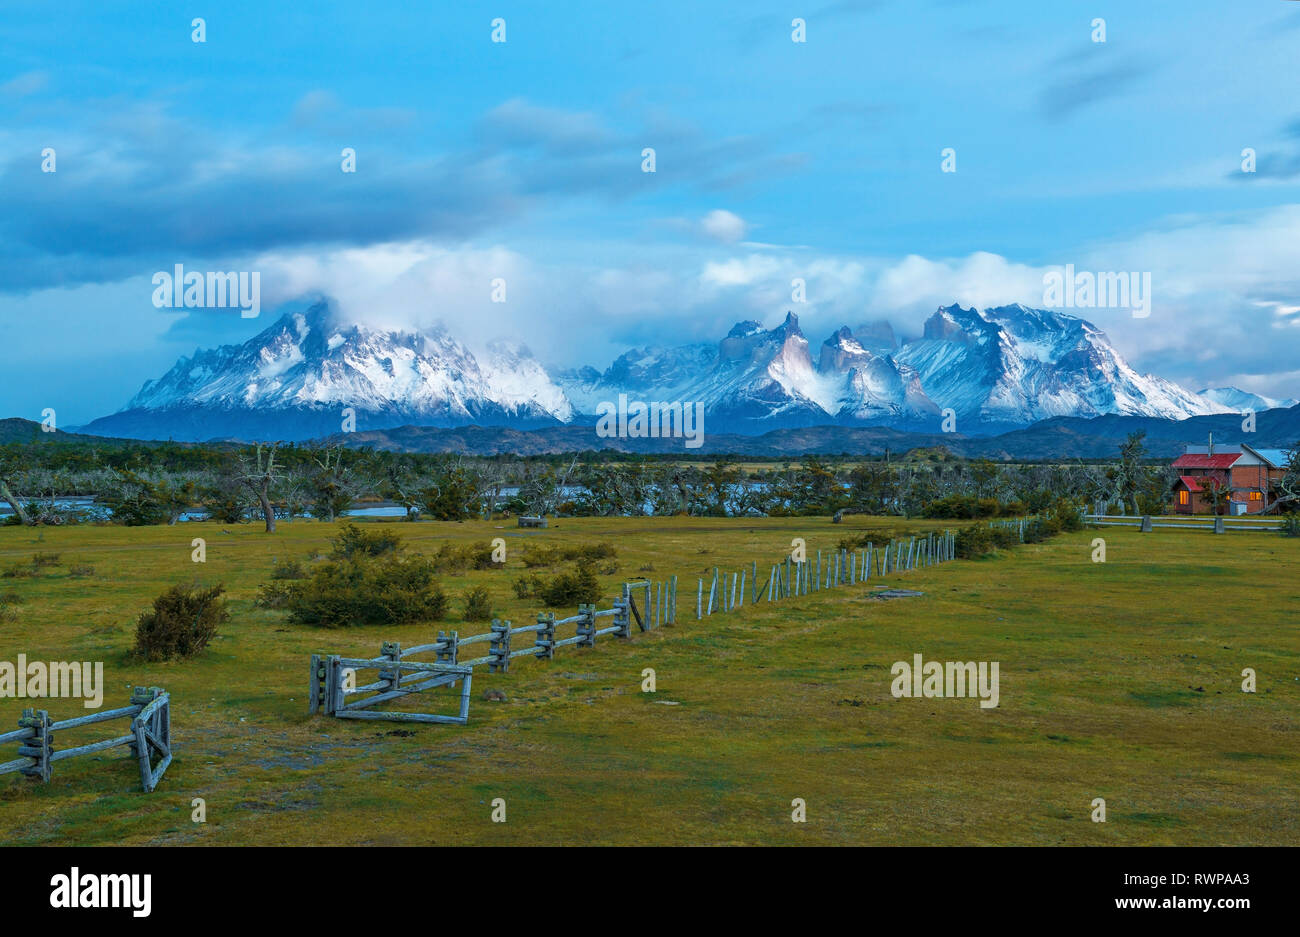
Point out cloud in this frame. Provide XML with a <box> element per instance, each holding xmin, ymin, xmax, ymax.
<box><xmin>873</xmin><ymin>252</ymin><xmax>1045</xmax><ymax>328</ymax></box>
<box><xmin>0</xmin><ymin>96</ymin><xmax>805</xmax><ymax>293</ymax></box>
<box><xmin>699</xmin><ymin>209</ymin><xmax>748</xmax><ymax>243</ymax></box>
<box><xmin>1038</xmin><ymin>50</ymin><xmax>1152</xmax><ymax>121</ymax></box>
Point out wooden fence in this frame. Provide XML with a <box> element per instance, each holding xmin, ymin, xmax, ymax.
<box><xmin>311</xmin><ymin>527</ymin><xmax>959</xmax><ymax>726</ymax></box>
<box><xmin>0</xmin><ymin>686</ymin><xmax>172</xmax><ymax>792</ymax></box>
<box><xmin>309</xmin><ymin>581</ymin><xmax>671</xmax><ymax>725</ymax></box>
<box><xmin>698</xmin><ymin>530</ymin><xmax>956</xmax><ymax>616</ymax></box>
<box><xmin>1085</xmin><ymin>514</ymin><xmax>1285</xmax><ymax>533</ymax></box>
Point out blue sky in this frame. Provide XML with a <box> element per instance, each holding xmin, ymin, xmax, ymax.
<box><xmin>3</xmin><ymin>0</ymin><xmax>1300</xmax><ymax>424</ymax></box>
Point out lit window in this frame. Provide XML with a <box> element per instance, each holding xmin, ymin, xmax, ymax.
<box><xmin>1250</xmin><ymin>491</ymin><xmax>1262</xmax><ymax>501</ymax></box>
<box><xmin>1179</xmin><ymin>491</ymin><xmax>1189</xmax><ymax>505</ymax></box>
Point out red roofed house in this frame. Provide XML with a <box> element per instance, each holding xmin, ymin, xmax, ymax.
<box><xmin>1171</xmin><ymin>439</ymin><xmax>1289</xmax><ymax>515</ymax></box>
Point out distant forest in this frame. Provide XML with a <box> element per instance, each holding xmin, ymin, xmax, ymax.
<box><xmin>3</xmin><ymin>428</ymin><xmax>1295</xmax><ymax>527</ymax></box>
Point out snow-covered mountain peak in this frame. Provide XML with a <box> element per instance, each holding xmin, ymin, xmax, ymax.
<box><xmin>84</xmin><ymin>299</ymin><xmax>1258</xmax><ymax>442</ymax></box>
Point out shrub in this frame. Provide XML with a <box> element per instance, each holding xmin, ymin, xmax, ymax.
<box><xmin>521</xmin><ymin>542</ymin><xmax>617</xmax><ymax>568</ymax></box>
<box><xmin>0</xmin><ymin>590</ymin><xmax>21</xmax><ymax>622</ymax></box>
<box><xmin>538</xmin><ymin>560</ymin><xmax>602</xmax><ymax>607</ymax></box>
<box><xmin>1281</xmin><ymin>515</ymin><xmax>1300</xmax><ymax>538</ymax></box>
<box><xmin>270</xmin><ymin>560</ymin><xmax>307</xmax><ymax>580</ymax></box>
<box><xmin>432</xmin><ymin>541</ymin><xmax>502</xmax><ymax>573</ymax></box>
<box><xmin>133</xmin><ymin>583</ymin><xmax>228</xmax><ymax>661</ymax></box>
<box><xmin>255</xmin><ymin>581</ymin><xmax>294</xmax><ymax>609</ymax></box>
<box><xmin>330</xmin><ymin>523</ymin><xmax>402</xmax><ymax>560</ymax></box>
<box><xmin>68</xmin><ymin>564</ymin><xmax>95</xmax><ymax>578</ymax></box>
<box><xmin>954</xmin><ymin>525</ymin><xmax>997</xmax><ymax>558</ymax></box>
<box><xmin>988</xmin><ymin>526</ymin><xmax>1020</xmax><ymax>549</ymax></box>
<box><xmin>837</xmin><ymin>528</ymin><xmax>922</xmax><ymax>551</ymax></box>
<box><xmin>512</xmin><ymin>574</ymin><xmax>540</xmax><ymax>599</ymax></box>
<box><xmin>463</xmin><ymin>586</ymin><xmax>493</xmax><ymax>622</ymax></box>
<box><xmin>921</xmin><ymin>495</ymin><xmax>1001</xmax><ymax>520</ymax></box>
<box><xmin>285</xmin><ymin>555</ymin><xmax>447</xmax><ymax>627</ymax></box>
<box><xmin>1051</xmin><ymin>498</ymin><xmax>1085</xmax><ymax>531</ymax></box>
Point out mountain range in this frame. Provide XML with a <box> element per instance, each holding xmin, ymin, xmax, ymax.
<box><xmin>77</xmin><ymin>299</ymin><xmax>1288</xmax><ymax>447</ymax></box>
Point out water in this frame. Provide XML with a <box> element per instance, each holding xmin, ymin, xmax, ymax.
<box><xmin>0</xmin><ymin>498</ymin><xmax>415</xmax><ymax>522</ymax></box>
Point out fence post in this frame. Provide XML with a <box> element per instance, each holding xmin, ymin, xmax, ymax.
<box><xmin>737</xmin><ymin>570</ymin><xmax>745</xmax><ymax>608</ymax></box>
<box><xmin>670</xmin><ymin>575</ymin><xmax>677</xmax><ymax>624</ymax></box>
<box><xmin>535</xmin><ymin>613</ymin><xmax>556</xmax><ymax>659</ymax></box>
<box><xmin>325</xmin><ymin>656</ymin><xmax>343</xmax><ymax>715</ymax></box>
<box><xmin>697</xmin><ymin>579</ymin><xmax>703</xmax><ymax>619</ymax></box>
<box><xmin>619</xmin><ymin>585</ymin><xmax>640</xmax><ymax>635</ymax></box>
<box><xmin>309</xmin><ymin>653</ymin><xmax>322</xmax><ymax>715</ymax></box>
<box><xmin>380</xmin><ymin>641</ymin><xmax>402</xmax><ymax>693</ymax></box>
<box><xmin>576</xmin><ymin>604</ymin><xmax>596</xmax><ymax>648</ymax></box>
<box><xmin>437</xmin><ymin>631</ymin><xmax>459</xmax><ymax>666</ymax></box>
<box><xmin>489</xmin><ymin>620</ymin><xmax>512</xmax><ymax>671</ymax></box>
<box><xmin>17</xmin><ymin>709</ymin><xmax>52</xmax><ymax>783</ymax></box>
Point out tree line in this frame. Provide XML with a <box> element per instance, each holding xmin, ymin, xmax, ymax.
<box><xmin>0</xmin><ymin>432</ymin><xmax>1296</xmax><ymax>529</ymax></box>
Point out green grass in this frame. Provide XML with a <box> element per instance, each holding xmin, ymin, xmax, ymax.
<box><xmin>0</xmin><ymin>516</ymin><xmax>1296</xmax><ymax>845</ymax></box>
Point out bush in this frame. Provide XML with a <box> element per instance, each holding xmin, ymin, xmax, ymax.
<box><xmin>463</xmin><ymin>586</ymin><xmax>493</xmax><ymax>622</ymax></box>
<box><xmin>133</xmin><ymin>583</ymin><xmax>228</xmax><ymax>661</ymax></box>
<box><xmin>68</xmin><ymin>564</ymin><xmax>95</xmax><ymax>578</ymax></box>
<box><xmin>285</xmin><ymin>555</ymin><xmax>448</xmax><ymax>627</ymax></box>
<box><xmin>1281</xmin><ymin>515</ymin><xmax>1300</xmax><ymax>538</ymax></box>
<box><xmin>270</xmin><ymin>560</ymin><xmax>307</xmax><ymax>580</ymax></box>
<box><xmin>255</xmin><ymin>581</ymin><xmax>294</xmax><ymax>609</ymax></box>
<box><xmin>432</xmin><ymin>541</ymin><xmax>502</xmax><ymax>573</ymax></box>
<box><xmin>521</xmin><ymin>542</ymin><xmax>617</xmax><ymax>568</ymax></box>
<box><xmin>330</xmin><ymin>523</ymin><xmax>402</xmax><ymax>560</ymax></box>
<box><xmin>955</xmin><ymin>525</ymin><xmax>1000</xmax><ymax>558</ymax></box>
<box><xmin>1051</xmin><ymin>498</ymin><xmax>1085</xmax><ymax>531</ymax></box>
<box><xmin>538</xmin><ymin>560</ymin><xmax>602</xmax><ymax>607</ymax></box>
<box><xmin>837</xmin><ymin>527</ymin><xmax>922</xmax><ymax>551</ymax></box>
<box><xmin>512</xmin><ymin>574</ymin><xmax>540</xmax><ymax>599</ymax></box>
<box><xmin>921</xmin><ymin>495</ymin><xmax>1002</xmax><ymax>520</ymax></box>
<box><xmin>0</xmin><ymin>590</ymin><xmax>21</xmax><ymax>623</ymax></box>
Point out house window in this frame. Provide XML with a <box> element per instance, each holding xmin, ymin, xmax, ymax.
<box><xmin>1178</xmin><ymin>491</ymin><xmax>1189</xmax><ymax>505</ymax></box>
<box><xmin>1250</xmin><ymin>491</ymin><xmax>1262</xmax><ymax>502</ymax></box>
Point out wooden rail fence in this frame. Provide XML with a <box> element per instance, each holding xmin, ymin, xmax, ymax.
<box><xmin>1085</xmin><ymin>514</ymin><xmax>1284</xmax><ymax>533</ymax></box>
<box><xmin>311</xmin><ymin>527</ymin><xmax>959</xmax><ymax>727</ymax></box>
<box><xmin>698</xmin><ymin>530</ymin><xmax>956</xmax><ymax>616</ymax></box>
<box><xmin>0</xmin><ymin>686</ymin><xmax>172</xmax><ymax>792</ymax></box>
<box><xmin>309</xmin><ymin>581</ymin><xmax>667</xmax><ymax>725</ymax></box>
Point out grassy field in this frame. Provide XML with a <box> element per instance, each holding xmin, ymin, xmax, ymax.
<box><xmin>0</xmin><ymin>515</ymin><xmax>1296</xmax><ymax>846</ymax></box>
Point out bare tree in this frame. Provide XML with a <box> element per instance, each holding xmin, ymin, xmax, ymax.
<box><xmin>0</xmin><ymin>451</ymin><xmax>32</xmax><ymax>525</ymax></box>
<box><xmin>238</xmin><ymin>442</ymin><xmax>283</xmax><ymax>533</ymax></box>
<box><xmin>1270</xmin><ymin>442</ymin><xmax>1300</xmax><ymax>511</ymax></box>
